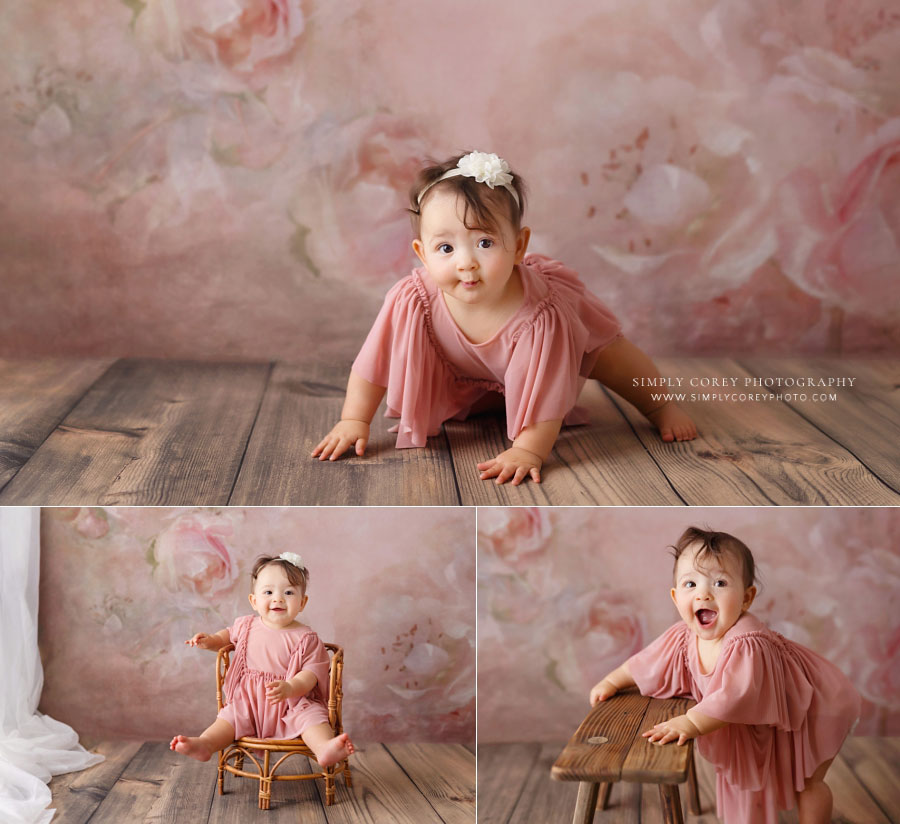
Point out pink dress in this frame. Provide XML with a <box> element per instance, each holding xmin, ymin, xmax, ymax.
<box><xmin>352</xmin><ymin>253</ymin><xmax>622</xmax><ymax>448</ymax></box>
<box><xmin>627</xmin><ymin>613</ymin><xmax>860</xmax><ymax>824</ymax></box>
<box><xmin>218</xmin><ymin>614</ymin><xmax>331</xmax><ymax>740</ymax></box>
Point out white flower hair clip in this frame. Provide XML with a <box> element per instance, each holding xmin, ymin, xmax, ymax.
<box><xmin>417</xmin><ymin>151</ymin><xmax>520</xmax><ymax>207</ymax></box>
<box><xmin>278</xmin><ymin>552</ymin><xmax>305</xmax><ymax>570</ymax></box>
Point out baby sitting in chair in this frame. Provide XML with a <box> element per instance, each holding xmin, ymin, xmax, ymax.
<box><xmin>170</xmin><ymin>553</ymin><xmax>355</xmax><ymax>768</ymax></box>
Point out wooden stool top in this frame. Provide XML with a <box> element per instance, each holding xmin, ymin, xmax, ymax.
<box><xmin>551</xmin><ymin>689</ymin><xmax>695</xmax><ymax>785</ymax></box>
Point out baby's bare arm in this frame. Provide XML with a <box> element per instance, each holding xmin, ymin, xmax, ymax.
<box><xmin>185</xmin><ymin>629</ymin><xmax>230</xmax><ymax>651</ymax></box>
<box><xmin>313</xmin><ymin>371</ymin><xmax>386</xmax><ymax>461</ymax></box>
<box><xmin>589</xmin><ymin>662</ymin><xmax>636</xmax><ymax>705</ymax></box>
<box><xmin>477</xmin><ymin>418</ymin><xmax>563</xmax><ymax>485</ymax></box>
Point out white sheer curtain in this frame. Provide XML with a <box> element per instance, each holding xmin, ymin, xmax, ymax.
<box><xmin>0</xmin><ymin>508</ymin><xmax>104</xmax><ymax>824</ymax></box>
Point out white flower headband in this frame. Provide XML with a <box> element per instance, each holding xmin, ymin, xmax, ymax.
<box><xmin>416</xmin><ymin>151</ymin><xmax>520</xmax><ymax>208</ymax></box>
<box><xmin>278</xmin><ymin>552</ymin><xmax>306</xmax><ymax>571</ymax></box>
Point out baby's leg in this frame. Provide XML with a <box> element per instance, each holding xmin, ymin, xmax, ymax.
<box><xmin>589</xmin><ymin>338</ymin><xmax>697</xmax><ymax>442</ymax></box>
<box><xmin>170</xmin><ymin>718</ymin><xmax>235</xmax><ymax>762</ymax></box>
<box><xmin>301</xmin><ymin>722</ymin><xmax>356</xmax><ymax>767</ymax></box>
<box><xmin>796</xmin><ymin>758</ymin><xmax>834</xmax><ymax>824</ymax></box>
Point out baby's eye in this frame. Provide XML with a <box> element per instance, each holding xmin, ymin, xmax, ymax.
<box><xmin>285</xmin><ymin>589</ymin><xmax>294</xmax><ymax>595</ymax></box>
<box><xmin>714</xmin><ymin>579</ymin><xmax>727</xmax><ymax>587</ymax></box>
<box><xmin>477</xmin><ymin>238</ymin><xmax>494</xmax><ymax>249</ymax></box>
<box><xmin>263</xmin><ymin>589</ymin><xmax>272</xmax><ymax>595</ymax></box>
<box><xmin>683</xmin><ymin>581</ymin><xmax>695</xmax><ymax>588</ymax></box>
<box><xmin>438</xmin><ymin>243</ymin><xmax>453</xmax><ymax>254</ymax></box>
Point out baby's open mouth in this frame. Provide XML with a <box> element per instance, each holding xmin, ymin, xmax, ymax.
<box><xmin>695</xmin><ymin>608</ymin><xmax>717</xmax><ymax>626</ymax></box>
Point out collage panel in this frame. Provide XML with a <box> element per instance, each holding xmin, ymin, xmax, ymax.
<box><xmin>1</xmin><ymin>506</ymin><xmax>475</xmax><ymax>823</ymax></box>
<box><xmin>476</xmin><ymin>507</ymin><xmax>900</xmax><ymax>824</ymax></box>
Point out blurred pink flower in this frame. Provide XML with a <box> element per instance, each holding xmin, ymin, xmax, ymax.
<box><xmin>287</xmin><ymin>113</ymin><xmax>429</xmax><ymax>287</ymax></box>
<box><xmin>547</xmin><ymin>590</ymin><xmax>645</xmax><ymax>695</ymax></box>
<box><xmin>152</xmin><ymin>511</ymin><xmax>238</xmax><ymax>606</ymax></box>
<box><xmin>138</xmin><ymin>0</ymin><xmax>305</xmax><ymax>80</ymax></box>
<box><xmin>74</xmin><ymin>508</ymin><xmax>110</xmax><ymax>539</ymax></box>
<box><xmin>478</xmin><ymin>507</ymin><xmax>552</xmax><ymax>570</ymax></box>
<box><xmin>776</xmin><ymin>119</ymin><xmax>900</xmax><ymax>324</ymax></box>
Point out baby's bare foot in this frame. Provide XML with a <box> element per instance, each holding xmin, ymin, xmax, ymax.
<box><xmin>170</xmin><ymin>735</ymin><xmax>213</xmax><ymax>762</ymax></box>
<box><xmin>646</xmin><ymin>402</ymin><xmax>698</xmax><ymax>443</ymax></box>
<box><xmin>316</xmin><ymin>732</ymin><xmax>355</xmax><ymax>767</ymax></box>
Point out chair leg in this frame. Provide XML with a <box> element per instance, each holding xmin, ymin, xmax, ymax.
<box><xmin>658</xmin><ymin>784</ymin><xmax>684</xmax><ymax>824</ymax></box>
<box><xmin>687</xmin><ymin>749</ymin><xmax>701</xmax><ymax>815</ymax></box>
<box><xmin>597</xmin><ymin>782</ymin><xmax>612</xmax><ymax>811</ymax></box>
<box><xmin>343</xmin><ymin>759</ymin><xmax>353</xmax><ymax>787</ymax></box>
<box><xmin>325</xmin><ymin>766</ymin><xmax>336</xmax><ymax>806</ymax></box>
<box><xmin>235</xmin><ymin>752</ymin><xmax>244</xmax><ymax>771</ymax></box>
<box><xmin>217</xmin><ymin>752</ymin><xmax>225</xmax><ymax>795</ymax></box>
<box><xmin>573</xmin><ymin>782</ymin><xmax>599</xmax><ymax>824</ymax></box>
<box><xmin>259</xmin><ymin>751</ymin><xmax>271</xmax><ymax>810</ymax></box>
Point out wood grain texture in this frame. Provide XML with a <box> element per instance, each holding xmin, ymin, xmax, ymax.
<box><xmin>551</xmin><ymin>691</ymin><xmax>652</xmax><ymax>783</ymax></box>
<box><xmin>621</xmin><ymin>696</ymin><xmax>694</xmax><ymax>784</ymax></box>
<box><xmin>0</xmin><ymin>359</ymin><xmax>271</xmax><ymax>505</ymax></box>
<box><xmin>230</xmin><ymin>362</ymin><xmax>460</xmax><ymax>505</ymax></box>
<box><xmin>837</xmin><ymin>737</ymin><xmax>900</xmax><ymax>823</ymax></box>
<box><xmin>505</xmin><ymin>743</ymin><xmax>579</xmax><ymax>824</ymax></box>
<box><xmin>739</xmin><ymin>358</ymin><xmax>900</xmax><ymax>495</ymax></box>
<box><xmin>475</xmin><ymin>742</ymin><xmax>542</xmax><ymax>824</ymax></box>
<box><xmin>84</xmin><ymin>741</ymin><xmax>208</xmax><ymax>824</ymax></box>
<box><xmin>385</xmin><ymin>743</ymin><xmax>474</xmax><ymax>824</ymax></box>
<box><xmin>317</xmin><ymin>743</ymin><xmax>458</xmax><ymax>823</ymax></box>
<box><xmin>47</xmin><ymin>739</ymin><xmax>142</xmax><ymax>824</ymax></box>
<box><xmin>609</xmin><ymin>358</ymin><xmax>900</xmax><ymax>505</ymax></box>
<box><xmin>445</xmin><ymin>382</ymin><xmax>684</xmax><ymax>506</ymax></box>
<box><xmin>0</xmin><ymin>358</ymin><xmax>114</xmax><ymax>492</ymax></box>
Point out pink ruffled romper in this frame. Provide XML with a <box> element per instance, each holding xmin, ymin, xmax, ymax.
<box><xmin>627</xmin><ymin>613</ymin><xmax>860</xmax><ymax>824</ymax></box>
<box><xmin>218</xmin><ymin>614</ymin><xmax>331</xmax><ymax>740</ymax></box>
<box><xmin>352</xmin><ymin>254</ymin><xmax>622</xmax><ymax>448</ymax></box>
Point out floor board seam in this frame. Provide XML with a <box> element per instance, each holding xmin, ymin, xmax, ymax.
<box><xmin>382</xmin><ymin>743</ymin><xmax>447</xmax><ymax>823</ymax></box>
<box><xmin>0</xmin><ymin>358</ymin><xmax>120</xmax><ymax>498</ymax></box>
<box><xmin>735</xmin><ymin>358</ymin><xmax>900</xmax><ymax>497</ymax></box>
<box><xmin>226</xmin><ymin>360</ymin><xmax>276</xmax><ymax>505</ymax></box>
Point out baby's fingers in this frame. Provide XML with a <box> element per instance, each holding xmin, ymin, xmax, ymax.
<box><xmin>354</xmin><ymin>437</ymin><xmax>368</xmax><ymax>456</ymax></box>
<box><xmin>478</xmin><ymin>461</ymin><xmax>501</xmax><ymax>480</ymax></box>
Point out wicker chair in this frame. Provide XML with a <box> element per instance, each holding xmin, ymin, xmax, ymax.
<box><xmin>215</xmin><ymin>642</ymin><xmax>352</xmax><ymax>809</ymax></box>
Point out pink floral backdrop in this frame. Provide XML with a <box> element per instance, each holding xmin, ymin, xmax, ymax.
<box><xmin>477</xmin><ymin>507</ymin><xmax>900</xmax><ymax>742</ymax></box>
<box><xmin>2</xmin><ymin>1</ymin><xmax>899</xmax><ymax>358</ymax></box>
<box><xmin>37</xmin><ymin>507</ymin><xmax>475</xmax><ymax>743</ymax></box>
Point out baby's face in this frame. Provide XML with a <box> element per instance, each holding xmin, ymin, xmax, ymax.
<box><xmin>670</xmin><ymin>543</ymin><xmax>756</xmax><ymax>642</ymax></box>
<box><xmin>248</xmin><ymin>565</ymin><xmax>308</xmax><ymax>629</ymax></box>
<box><xmin>412</xmin><ymin>188</ymin><xmax>530</xmax><ymax>309</ymax></box>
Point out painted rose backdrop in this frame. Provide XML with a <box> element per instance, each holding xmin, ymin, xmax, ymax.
<box><xmin>2</xmin><ymin>0</ymin><xmax>898</xmax><ymax>358</ymax></box>
<box><xmin>477</xmin><ymin>506</ymin><xmax>900</xmax><ymax>742</ymax></box>
<box><xmin>37</xmin><ymin>507</ymin><xmax>475</xmax><ymax>742</ymax></box>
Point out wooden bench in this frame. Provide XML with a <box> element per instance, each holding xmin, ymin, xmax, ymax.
<box><xmin>551</xmin><ymin>690</ymin><xmax>701</xmax><ymax>824</ymax></box>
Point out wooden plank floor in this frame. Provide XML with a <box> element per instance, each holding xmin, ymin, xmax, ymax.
<box><xmin>2</xmin><ymin>357</ymin><xmax>898</xmax><ymax>505</ymax></box>
<box><xmin>48</xmin><ymin>740</ymin><xmax>474</xmax><ymax>824</ymax></box>
<box><xmin>477</xmin><ymin>738</ymin><xmax>900</xmax><ymax>824</ymax></box>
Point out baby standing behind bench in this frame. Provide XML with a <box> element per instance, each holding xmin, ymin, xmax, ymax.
<box><xmin>314</xmin><ymin>150</ymin><xmax>697</xmax><ymax>486</ymax></box>
<box><xmin>170</xmin><ymin>553</ymin><xmax>354</xmax><ymax>768</ymax></box>
<box><xmin>590</xmin><ymin>527</ymin><xmax>859</xmax><ymax>824</ymax></box>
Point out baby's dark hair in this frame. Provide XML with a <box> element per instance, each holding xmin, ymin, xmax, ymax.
<box><xmin>408</xmin><ymin>151</ymin><xmax>527</xmax><ymax>238</ymax></box>
<box><xmin>251</xmin><ymin>555</ymin><xmax>309</xmax><ymax>595</ymax></box>
<box><xmin>670</xmin><ymin>527</ymin><xmax>756</xmax><ymax>589</ymax></box>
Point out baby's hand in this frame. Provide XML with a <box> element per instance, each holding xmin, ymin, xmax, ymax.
<box><xmin>589</xmin><ymin>679</ymin><xmax>618</xmax><ymax>706</ymax></box>
<box><xmin>312</xmin><ymin>420</ymin><xmax>370</xmax><ymax>461</ymax></box>
<box><xmin>265</xmin><ymin>680</ymin><xmax>294</xmax><ymax>705</ymax></box>
<box><xmin>185</xmin><ymin>633</ymin><xmax>216</xmax><ymax>650</ymax></box>
<box><xmin>477</xmin><ymin>447</ymin><xmax>542</xmax><ymax>485</ymax></box>
<box><xmin>642</xmin><ymin>714</ymin><xmax>700</xmax><ymax>746</ymax></box>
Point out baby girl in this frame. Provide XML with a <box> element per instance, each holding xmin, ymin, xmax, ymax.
<box><xmin>170</xmin><ymin>553</ymin><xmax>354</xmax><ymax>768</ymax></box>
<box><xmin>313</xmin><ymin>150</ymin><xmax>697</xmax><ymax>485</ymax></box>
<box><xmin>589</xmin><ymin>527</ymin><xmax>859</xmax><ymax>824</ymax></box>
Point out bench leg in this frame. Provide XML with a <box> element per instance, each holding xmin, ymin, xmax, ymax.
<box><xmin>687</xmin><ymin>750</ymin><xmax>701</xmax><ymax>815</ymax></box>
<box><xmin>658</xmin><ymin>784</ymin><xmax>684</xmax><ymax>824</ymax></box>
<box><xmin>573</xmin><ymin>781</ymin><xmax>599</xmax><ymax>824</ymax></box>
<box><xmin>598</xmin><ymin>782</ymin><xmax>612</xmax><ymax>810</ymax></box>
